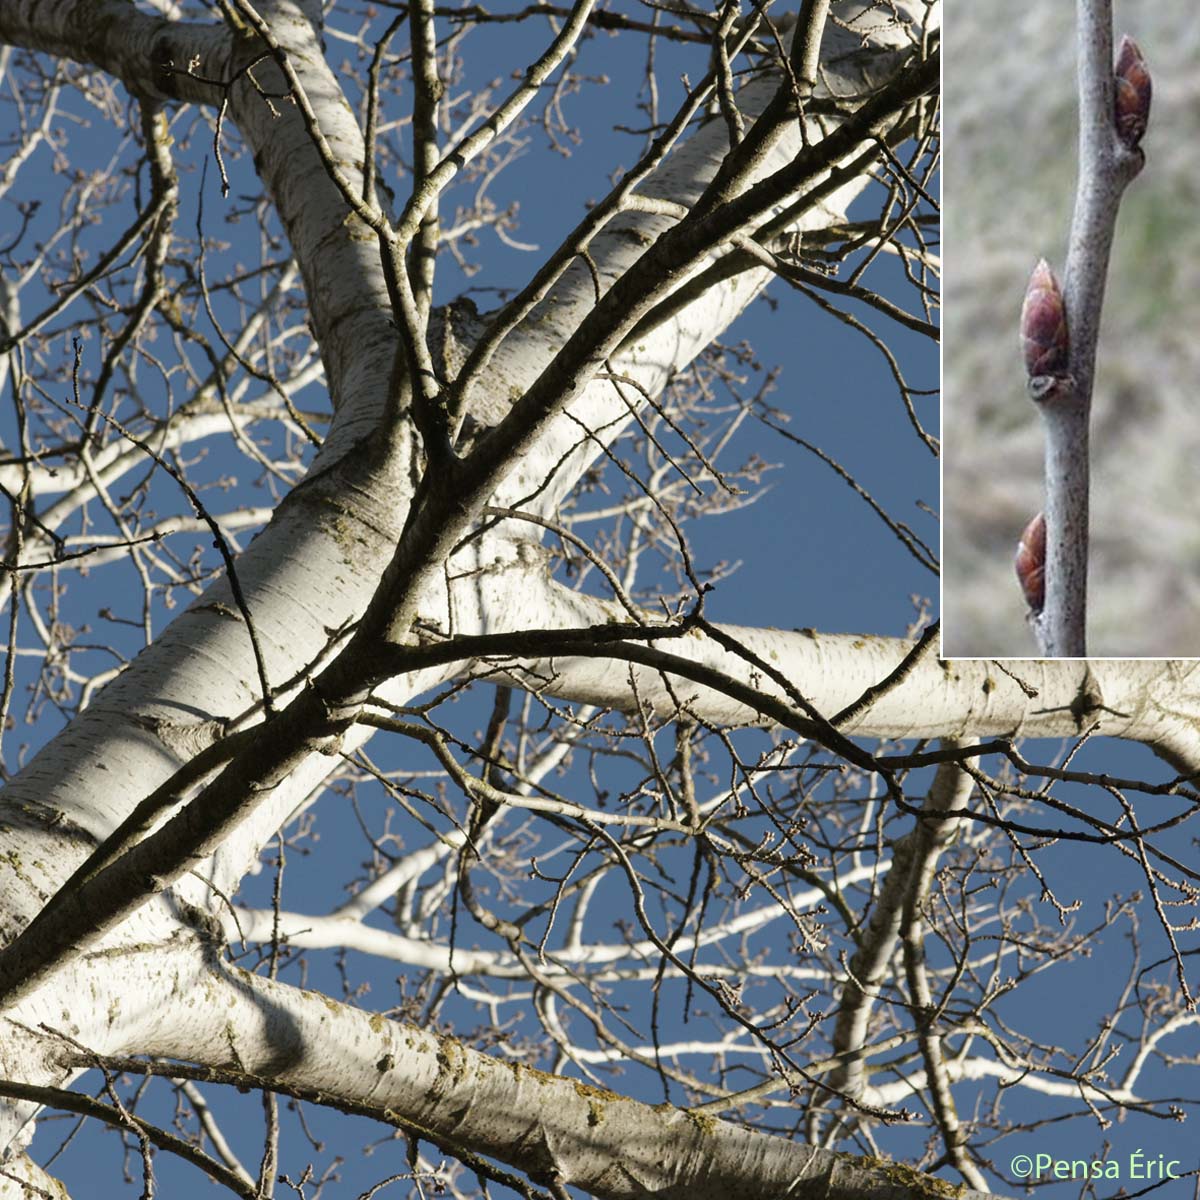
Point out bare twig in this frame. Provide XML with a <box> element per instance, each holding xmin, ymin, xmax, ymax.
<box><xmin>1024</xmin><ymin>0</ymin><xmax>1148</xmax><ymax>655</ymax></box>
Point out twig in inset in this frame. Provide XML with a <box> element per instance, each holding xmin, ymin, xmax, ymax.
<box><xmin>1017</xmin><ymin>0</ymin><xmax>1150</xmax><ymax>655</ymax></box>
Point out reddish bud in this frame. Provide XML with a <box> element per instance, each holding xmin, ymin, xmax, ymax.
<box><xmin>1020</xmin><ymin>259</ymin><xmax>1069</xmax><ymax>380</ymax></box>
<box><xmin>1014</xmin><ymin>512</ymin><xmax>1046</xmax><ymax>614</ymax></box>
<box><xmin>1114</xmin><ymin>35</ymin><xmax>1151</xmax><ymax>149</ymax></box>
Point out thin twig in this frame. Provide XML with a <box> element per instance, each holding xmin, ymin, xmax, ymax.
<box><xmin>1032</xmin><ymin>0</ymin><xmax>1146</xmax><ymax>655</ymax></box>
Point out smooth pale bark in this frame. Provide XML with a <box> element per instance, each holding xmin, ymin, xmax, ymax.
<box><xmin>503</xmin><ymin>577</ymin><xmax>1200</xmax><ymax>772</ymax></box>
<box><xmin>229</xmin><ymin>859</ymin><xmax>886</xmax><ymax>976</ymax></box>
<box><xmin>0</xmin><ymin>1153</ymin><xmax>68</xmax><ymax>1198</ymax></box>
<box><xmin>190</xmin><ymin>966</ymin><xmax>997</xmax><ymax>1200</ymax></box>
<box><xmin>17</xmin><ymin>957</ymin><xmax>999</xmax><ymax>1200</ymax></box>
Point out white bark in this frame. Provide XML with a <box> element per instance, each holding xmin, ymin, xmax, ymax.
<box><xmin>229</xmin><ymin>859</ymin><xmax>886</xmax><ymax>976</ymax></box>
<box><xmin>118</xmin><ymin>961</ymin><xmax>997</xmax><ymax>1200</ymax></box>
<box><xmin>492</xmin><ymin>576</ymin><xmax>1200</xmax><ymax>770</ymax></box>
<box><xmin>0</xmin><ymin>1153</ymin><xmax>69</xmax><ymax>1199</ymax></box>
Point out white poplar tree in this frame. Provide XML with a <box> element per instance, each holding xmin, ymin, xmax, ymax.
<box><xmin>0</xmin><ymin>2</ymin><xmax>1193</xmax><ymax>1198</ymax></box>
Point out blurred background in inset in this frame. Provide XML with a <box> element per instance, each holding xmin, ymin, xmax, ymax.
<box><xmin>942</xmin><ymin>2</ymin><xmax>1200</xmax><ymax>657</ymax></box>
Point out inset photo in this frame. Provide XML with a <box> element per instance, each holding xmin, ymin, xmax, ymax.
<box><xmin>942</xmin><ymin>2</ymin><xmax>1200</xmax><ymax>658</ymax></box>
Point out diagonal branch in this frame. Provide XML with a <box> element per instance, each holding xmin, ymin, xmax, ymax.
<box><xmin>92</xmin><ymin>963</ymin><xmax>1005</xmax><ymax>1200</ymax></box>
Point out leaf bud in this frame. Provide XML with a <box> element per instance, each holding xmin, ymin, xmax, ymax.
<box><xmin>1020</xmin><ymin>259</ymin><xmax>1069</xmax><ymax>381</ymax></box>
<box><xmin>1014</xmin><ymin>512</ymin><xmax>1046</xmax><ymax>614</ymax></box>
<box><xmin>1114</xmin><ymin>35</ymin><xmax>1151</xmax><ymax>149</ymax></box>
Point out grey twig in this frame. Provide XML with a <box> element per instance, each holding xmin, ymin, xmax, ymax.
<box><xmin>1023</xmin><ymin>0</ymin><xmax>1147</xmax><ymax>656</ymax></box>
